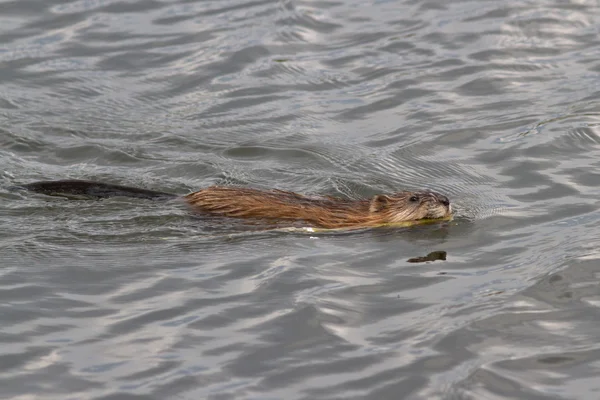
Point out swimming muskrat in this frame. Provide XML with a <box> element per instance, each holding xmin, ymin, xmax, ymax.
<box><xmin>15</xmin><ymin>180</ymin><xmax>452</xmax><ymax>229</ymax></box>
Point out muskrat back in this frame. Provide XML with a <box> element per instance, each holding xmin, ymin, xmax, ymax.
<box><xmin>185</xmin><ymin>186</ymin><xmax>451</xmax><ymax>229</ymax></box>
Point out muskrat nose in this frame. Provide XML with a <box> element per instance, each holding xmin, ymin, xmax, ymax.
<box><xmin>438</xmin><ymin>195</ymin><xmax>450</xmax><ymax>207</ymax></box>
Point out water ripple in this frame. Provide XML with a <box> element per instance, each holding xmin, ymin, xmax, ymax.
<box><xmin>4</xmin><ymin>0</ymin><xmax>600</xmax><ymax>399</ymax></box>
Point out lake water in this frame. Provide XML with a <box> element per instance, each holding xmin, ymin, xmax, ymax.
<box><xmin>2</xmin><ymin>0</ymin><xmax>600</xmax><ymax>399</ymax></box>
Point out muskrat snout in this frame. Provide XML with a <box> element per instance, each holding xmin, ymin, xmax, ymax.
<box><xmin>374</xmin><ymin>190</ymin><xmax>452</xmax><ymax>223</ymax></box>
<box><xmin>438</xmin><ymin>195</ymin><xmax>450</xmax><ymax>207</ymax></box>
<box><xmin>426</xmin><ymin>191</ymin><xmax>452</xmax><ymax>219</ymax></box>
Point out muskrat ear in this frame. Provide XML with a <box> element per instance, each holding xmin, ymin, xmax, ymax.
<box><xmin>369</xmin><ymin>195</ymin><xmax>391</xmax><ymax>213</ymax></box>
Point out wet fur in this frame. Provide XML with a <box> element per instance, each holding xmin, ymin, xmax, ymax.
<box><xmin>16</xmin><ymin>180</ymin><xmax>451</xmax><ymax>229</ymax></box>
<box><xmin>185</xmin><ymin>187</ymin><xmax>450</xmax><ymax>229</ymax></box>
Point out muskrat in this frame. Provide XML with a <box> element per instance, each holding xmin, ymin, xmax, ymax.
<box><xmin>15</xmin><ymin>180</ymin><xmax>452</xmax><ymax>229</ymax></box>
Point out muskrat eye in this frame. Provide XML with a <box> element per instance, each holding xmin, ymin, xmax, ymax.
<box><xmin>409</xmin><ymin>195</ymin><xmax>419</xmax><ymax>202</ymax></box>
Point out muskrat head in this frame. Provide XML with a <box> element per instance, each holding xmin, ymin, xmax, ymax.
<box><xmin>369</xmin><ymin>191</ymin><xmax>451</xmax><ymax>223</ymax></box>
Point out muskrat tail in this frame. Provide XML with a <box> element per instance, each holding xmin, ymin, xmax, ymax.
<box><xmin>10</xmin><ymin>179</ymin><xmax>178</xmax><ymax>201</ymax></box>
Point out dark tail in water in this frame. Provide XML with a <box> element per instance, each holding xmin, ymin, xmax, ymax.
<box><xmin>12</xmin><ymin>180</ymin><xmax>178</xmax><ymax>200</ymax></box>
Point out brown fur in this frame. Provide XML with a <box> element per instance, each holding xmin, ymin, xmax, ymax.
<box><xmin>184</xmin><ymin>187</ymin><xmax>451</xmax><ymax>229</ymax></box>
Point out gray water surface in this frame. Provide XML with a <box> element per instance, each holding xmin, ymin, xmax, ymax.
<box><xmin>2</xmin><ymin>0</ymin><xmax>600</xmax><ymax>399</ymax></box>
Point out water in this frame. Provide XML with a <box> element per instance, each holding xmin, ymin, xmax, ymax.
<box><xmin>2</xmin><ymin>0</ymin><xmax>600</xmax><ymax>398</ymax></box>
